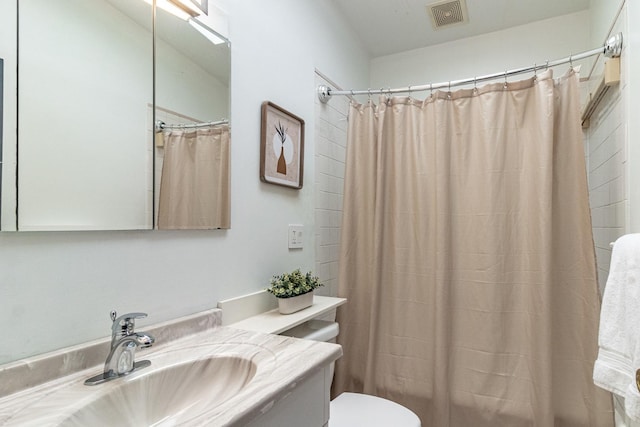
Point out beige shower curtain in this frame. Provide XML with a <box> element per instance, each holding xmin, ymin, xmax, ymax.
<box><xmin>158</xmin><ymin>125</ymin><xmax>230</xmax><ymax>229</ymax></box>
<box><xmin>334</xmin><ymin>69</ymin><xmax>613</xmax><ymax>426</ymax></box>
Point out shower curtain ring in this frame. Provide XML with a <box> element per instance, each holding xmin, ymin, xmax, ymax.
<box><xmin>569</xmin><ymin>54</ymin><xmax>574</xmax><ymax>70</ymax></box>
<box><xmin>545</xmin><ymin>60</ymin><xmax>549</xmax><ymax>70</ymax></box>
<box><xmin>503</xmin><ymin>71</ymin><xmax>508</xmax><ymax>89</ymax></box>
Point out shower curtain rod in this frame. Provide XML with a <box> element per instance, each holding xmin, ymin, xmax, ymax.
<box><xmin>155</xmin><ymin>119</ymin><xmax>229</xmax><ymax>131</ymax></box>
<box><xmin>317</xmin><ymin>33</ymin><xmax>623</xmax><ymax>103</ymax></box>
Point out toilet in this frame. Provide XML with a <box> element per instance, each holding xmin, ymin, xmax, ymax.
<box><xmin>281</xmin><ymin>320</ymin><xmax>422</xmax><ymax>427</ymax></box>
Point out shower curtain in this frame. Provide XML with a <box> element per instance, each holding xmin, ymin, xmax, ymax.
<box><xmin>333</xmin><ymin>69</ymin><xmax>613</xmax><ymax>426</ymax></box>
<box><xmin>158</xmin><ymin>125</ymin><xmax>230</xmax><ymax>229</ymax></box>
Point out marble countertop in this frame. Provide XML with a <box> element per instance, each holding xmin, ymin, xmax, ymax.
<box><xmin>0</xmin><ymin>322</ymin><xmax>342</xmax><ymax>426</ymax></box>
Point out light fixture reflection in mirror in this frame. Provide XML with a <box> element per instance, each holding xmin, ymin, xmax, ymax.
<box><xmin>188</xmin><ymin>19</ymin><xmax>227</xmax><ymax>45</ymax></box>
<box><xmin>143</xmin><ymin>0</ymin><xmax>198</xmax><ymax>21</ymax></box>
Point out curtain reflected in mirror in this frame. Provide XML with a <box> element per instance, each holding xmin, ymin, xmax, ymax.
<box><xmin>157</xmin><ymin>125</ymin><xmax>230</xmax><ymax>229</ymax></box>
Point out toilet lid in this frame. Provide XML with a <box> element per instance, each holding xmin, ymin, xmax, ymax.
<box><xmin>329</xmin><ymin>392</ymin><xmax>421</xmax><ymax>427</ymax></box>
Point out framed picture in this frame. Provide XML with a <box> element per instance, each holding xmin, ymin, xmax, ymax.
<box><xmin>260</xmin><ymin>101</ymin><xmax>305</xmax><ymax>189</ymax></box>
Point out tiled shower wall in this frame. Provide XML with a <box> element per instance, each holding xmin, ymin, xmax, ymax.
<box><xmin>314</xmin><ymin>72</ymin><xmax>349</xmax><ymax>298</ymax></box>
<box><xmin>584</xmin><ymin>5</ymin><xmax>628</xmax><ymax>294</ymax></box>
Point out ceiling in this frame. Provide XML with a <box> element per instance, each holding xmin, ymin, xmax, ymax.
<box><xmin>332</xmin><ymin>0</ymin><xmax>590</xmax><ymax>57</ymax></box>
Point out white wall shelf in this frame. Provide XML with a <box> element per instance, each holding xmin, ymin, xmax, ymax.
<box><xmin>227</xmin><ymin>295</ymin><xmax>346</xmax><ymax>335</ymax></box>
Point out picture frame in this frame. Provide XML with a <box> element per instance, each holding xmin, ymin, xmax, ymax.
<box><xmin>260</xmin><ymin>101</ymin><xmax>305</xmax><ymax>189</ymax></box>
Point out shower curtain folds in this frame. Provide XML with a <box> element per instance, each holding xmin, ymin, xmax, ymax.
<box><xmin>334</xmin><ymin>69</ymin><xmax>613</xmax><ymax>426</ymax></box>
<box><xmin>157</xmin><ymin>125</ymin><xmax>230</xmax><ymax>230</ymax></box>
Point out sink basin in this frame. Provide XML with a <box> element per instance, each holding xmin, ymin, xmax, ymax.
<box><xmin>59</xmin><ymin>355</ymin><xmax>257</xmax><ymax>427</ymax></box>
<box><xmin>0</xmin><ymin>327</ymin><xmax>339</xmax><ymax>427</ymax></box>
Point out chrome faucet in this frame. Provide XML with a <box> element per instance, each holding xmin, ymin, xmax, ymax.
<box><xmin>85</xmin><ymin>310</ymin><xmax>155</xmax><ymax>386</ymax></box>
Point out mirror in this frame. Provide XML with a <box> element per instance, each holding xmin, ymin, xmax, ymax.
<box><xmin>154</xmin><ymin>2</ymin><xmax>231</xmax><ymax>229</ymax></box>
<box><xmin>0</xmin><ymin>0</ymin><xmax>230</xmax><ymax>231</ymax></box>
<box><xmin>17</xmin><ymin>0</ymin><xmax>153</xmax><ymax>231</ymax></box>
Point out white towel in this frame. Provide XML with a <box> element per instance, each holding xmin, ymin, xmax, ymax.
<box><xmin>593</xmin><ymin>233</ymin><xmax>640</xmax><ymax>420</ymax></box>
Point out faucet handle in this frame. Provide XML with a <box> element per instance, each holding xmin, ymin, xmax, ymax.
<box><xmin>110</xmin><ymin>311</ymin><xmax>147</xmax><ymax>337</ymax></box>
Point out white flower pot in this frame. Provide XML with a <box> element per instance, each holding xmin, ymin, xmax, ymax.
<box><xmin>278</xmin><ymin>292</ymin><xmax>314</xmax><ymax>315</ymax></box>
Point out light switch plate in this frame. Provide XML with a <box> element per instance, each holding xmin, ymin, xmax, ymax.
<box><xmin>288</xmin><ymin>224</ymin><xmax>304</xmax><ymax>249</ymax></box>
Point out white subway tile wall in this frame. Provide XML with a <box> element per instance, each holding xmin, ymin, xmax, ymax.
<box><xmin>583</xmin><ymin>6</ymin><xmax>628</xmax><ymax>295</ymax></box>
<box><xmin>314</xmin><ymin>74</ymin><xmax>349</xmax><ymax>298</ymax></box>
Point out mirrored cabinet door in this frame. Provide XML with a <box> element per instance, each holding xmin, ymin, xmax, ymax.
<box><xmin>154</xmin><ymin>3</ymin><xmax>231</xmax><ymax>230</ymax></box>
<box><xmin>0</xmin><ymin>0</ymin><xmax>230</xmax><ymax>231</ymax></box>
<box><xmin>17</xmin><ymin>0</ymin><xmax>154</xmax><ymax>231</ymax></box>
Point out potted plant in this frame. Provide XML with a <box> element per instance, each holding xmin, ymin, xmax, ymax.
<box><xmin>266</xmin><ymin>269</ymin><xmax>324</xmax><ymax>314</ymax></box>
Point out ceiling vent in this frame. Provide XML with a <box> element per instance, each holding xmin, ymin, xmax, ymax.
<box><xmin>427</xmin><ymin>0</ymin><xmax>468</xmax><ymax>29</ymax></box>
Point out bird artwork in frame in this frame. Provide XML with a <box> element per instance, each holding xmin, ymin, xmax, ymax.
<box><xmin>260</xmin><ymin>101</ymin><xmax>305</xmax><ymax>189</ymax></box>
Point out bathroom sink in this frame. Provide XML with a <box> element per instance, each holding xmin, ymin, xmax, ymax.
<box><xmin>59</xmin><ymin>355</ymin><xmax>257</xmax><ymax>427</ymax></box>
<box><xmin>0</xmin><ymin>326</ymin><xmax>340</xmax><ymax>427</ymax></box>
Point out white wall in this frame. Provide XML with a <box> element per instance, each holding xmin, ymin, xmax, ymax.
<box><xmin>370</xmin><ymin>11</ymin><xmax>591</xmax><ymax>94</ymax></box>
<box><xmin>314</xmin><ymin>72</ymin><xmax>350</xmax><ymax>299</ymax></box>
<box><xmin>0</xmin><ymin>0</ymin><xmax>369</xmax><ymax>364</ymax></box>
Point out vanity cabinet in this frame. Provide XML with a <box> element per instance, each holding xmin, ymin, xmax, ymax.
<box><xmin>245</xmin><ymin>366</ymin><xmax>331</xmax><ymax>427</ymax></box>
<box><xmin>220</xmin><ymin>292</ymin><xmax>346</xmax><ymax>427</ymax></box>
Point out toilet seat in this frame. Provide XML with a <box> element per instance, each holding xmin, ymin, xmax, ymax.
<box><xmin>329</xmin><ymin>392</ymin><xmax>421</xmax><ymax>427</ymax></box>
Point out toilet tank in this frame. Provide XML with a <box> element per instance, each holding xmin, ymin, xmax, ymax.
<box><xmin>280</xmin><ymin>320</ymin><xmax>339</xmax><ymax>343</ymax></box>
<box><xmin>281</xmin><ymin>320</ymin><xmax>340</xmax><ymax>384</ymax></box>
